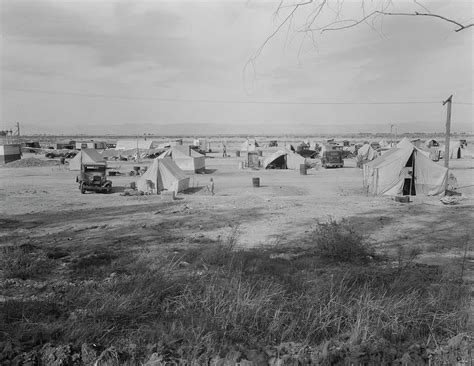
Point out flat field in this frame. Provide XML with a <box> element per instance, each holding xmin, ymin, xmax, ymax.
<box><xmin>0</xmin><ymin>146</ymin><xmax>473</xmax><ymax>364</ymax></box>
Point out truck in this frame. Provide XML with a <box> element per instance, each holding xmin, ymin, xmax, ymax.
<box><xmin>77</xmin><ymin>163</ymin><xmax>112</xmax><ymax>194</ymax></box>
<box><xmin>321</xmin><ymin>150</ymin><xmax>344</xmax><ymax>168</ymax></box>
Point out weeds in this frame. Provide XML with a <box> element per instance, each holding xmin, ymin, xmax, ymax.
<box><xmin>0</xmin><ymin>245</ymin><xmax>52</xmax><ymax>280</ymax></box>
<box><xmin>1</xmin><ymin>225</ymin><xmax>470</xmax><ymax>364</ymax></box>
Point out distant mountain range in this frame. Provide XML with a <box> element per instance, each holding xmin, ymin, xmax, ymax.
<box><xmin>18</xmin><ymin>121</ymin><xmax>473</xmax><ymax>136</ymax></box>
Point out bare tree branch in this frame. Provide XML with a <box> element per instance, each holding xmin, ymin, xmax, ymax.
<box><xmin>245</xmin><ymin>0</ymin><xmax>472</xmax><ymax>82</ymax></box>
<box><xmin>244</xmin><ymin>0</ymin><xmax>313</xmax><ymax>79</ymax></box>
<box><xmin>315</xmin><ymin>11</ymin><xmax>474</xmax><ymax>33</ymax></box>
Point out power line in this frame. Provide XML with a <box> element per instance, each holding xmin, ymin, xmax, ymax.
<box><xmin>3</xmin><ymin>87</ymin><xmax>468</xmax><ymax>105</ymax></box>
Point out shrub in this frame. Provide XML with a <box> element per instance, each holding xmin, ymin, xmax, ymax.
<box><xmin>312</xmin><ymin>218</ymin><xmax>374</xmax><ymax>263</ymax></box>
<box><xmin>0</xmin><ymin>245</ymin><xmax>52</xmax><ymax>280</ymax></box>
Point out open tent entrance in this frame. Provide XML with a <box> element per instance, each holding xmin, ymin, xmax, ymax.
<box><xmin>402</xmin><ymin>151</ymin><xmax>416</xmax><ymax>196</ymax></box>
<box><xmin>269</xmin><ymin>154</ymin><xmax>287</xmax><ymax>169</ymax></box>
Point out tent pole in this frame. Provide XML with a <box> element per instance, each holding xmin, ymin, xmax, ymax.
<box><xmin>411</xmin><ymin>150</ymin><xmax>415</xmax><ymax>196</ymax></box>
<box><xmin>136</xmin><ymin>134</ymin><xmax>140</xmax><ymax>163</ymax></box>
<box><xmin>442</xmin><ymin>95</ymin><xmax>452</xmax><ymax>170</ymax></box>
<box><xmin>442</xmin><ymin>95</ymin><xmax>452</xmax><ymax>193</ymax></box>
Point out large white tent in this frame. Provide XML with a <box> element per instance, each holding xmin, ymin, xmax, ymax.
<box><xmin>396</xmin><ymin>137</ymin><xmax>432</xmax><ymax>159</ymax></box>
<box><xmin>363</xmin><ymin>146</ymin><xmax>448</xmax><ymax>196</ymax></box>
<box><xmin>263</xmin><ymin>150</ymin><xmax>306</xmax><ymax>169</ymax></box>
<box><xmin>136</xmin><ymin>157</ymin><xmax>190</xmax><ymax>194</ymax></box>
<box><xmin>69</xmin><ymin>149</ymin><xmax>106</xmax><ymax>171</ymax></box>
<box><xmin>158</xmin><ymin>145</ymin><xmax>205</xmax><ymax>172</ymax></box>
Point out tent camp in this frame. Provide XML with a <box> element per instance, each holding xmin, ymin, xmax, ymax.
<box><xmin>136</xmin><ymin>157</ymin><xmax>190</xmax><ymax>194</ymax></box>
<box><xmin>158</xmin><ymin>145</ymin><xmax>205</xmax><ymax>172</ymax></box>
<box><xmin>69</xmin><ymin>149</ymin><xmax>106</xmax><ymax>171</ymax></box>
<box><xmin>263</xmin><ymin>150</ymin><xmax>306</xmax><ymax>169</ymax></box>
<box><xmin>363</xmin><ymin>146</ymin><xmax>448</xmax><ymax>196</ymax></box>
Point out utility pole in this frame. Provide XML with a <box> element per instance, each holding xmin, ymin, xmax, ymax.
<box><xmin>442</xmin><ymin>95</ymin><xmax>453</xmax><ymax>169</ymax></box>
<box><xmin>136</xmin><ymin>133</ymin><xmax>140</xmax><ymax>163</ymax></box>
<box><xmin>16</xmin><ymin>122</ymin><xmax>20</xmax><ymax>140</ymax></box>
<box><xmin>390</xmin><ymin>124</ymin><xmax>395</xmax><ymax>147</ymax></box>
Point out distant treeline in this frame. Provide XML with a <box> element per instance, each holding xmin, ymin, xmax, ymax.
<box><xmin>19</xmin><ymin>132</ymin><xmax>472</xmax><ymax>142</ymax></box>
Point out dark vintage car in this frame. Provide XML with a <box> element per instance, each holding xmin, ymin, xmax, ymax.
<box><xmin>296</xmin><ymin>144</ymin><xmax>318</xmax><ymax>158</ymax></box>
<box><xmin>45</xmin><ymin>151</ymin><xmax>77</xmax><ymax>159</ymax></box>
<box><xmin>77</xmin><ymin>163</ymin><xmax>112</xmax><ymax>194</ymax></box>
<box><xmin>321</xmin><ymin>150</ymin><xmax>344</xmax><ymax>168</ymax></box>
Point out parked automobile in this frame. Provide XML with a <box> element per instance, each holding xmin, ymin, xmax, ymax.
<box><xmin>77</xmin><ymin>163</ymin><xmax>112</xmax><ymax>194</ymax></box>
<box><xmin>321</xmin><ymin>150</ymin><xmax>344</xmax><ymax>168</ymax></box>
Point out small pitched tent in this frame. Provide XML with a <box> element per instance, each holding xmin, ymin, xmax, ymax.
<box><xmin>356</xmin><ymin>144</ymin><xmax>379</xmax><ymax>168</ymax></box>
<box><xmin>136</xmin><ymin>157</ymin><xmax>190</xmax><ymax>194</ymax></box>
<box><xmin>158</xmin><ymin>145</ymin><xmax>205</xmax><ymax>172</ymax></box>
<box><xmin>426</xmin><ymin>139</ymin><xmax>439</xmax><ymax>148</ymax></box>
<box><xmin>69</xmin><ymin>149</ymin><xmax>105</xmax><ymax>171</ymax></box>
<box><xmin>449</xmin><ymin>141</ymin><xmax>462</xmax><ymax>159</ymax></box>
<box><xmin>357</xmin><ymin>144</ymin><xmax>379</xmax><ymax>161</ymax></box>
<box><xmin>363</xmin><ymin>146</ymin><xmax>448</xmax><ymax>196</ymax></box>
<box><xmin>263</xmin><ymin>150</ymin><xmax>306</xmax><ymax>169</ymax></box>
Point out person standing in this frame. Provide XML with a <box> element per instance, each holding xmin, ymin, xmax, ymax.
<box><xmin>207</xmin><ymin>178</ymin><xmax>215</xmax><ymax>195</ymax></box>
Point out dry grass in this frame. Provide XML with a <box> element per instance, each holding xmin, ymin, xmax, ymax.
<box><xmin>0</xmin><ymin>245</ymin><xmax>53</xmax><ymax>280</ymax></box>
<box><xmin>0</xmin><ymin>222</ymin><xmax>470</xmax><ymax>364</ymax></box>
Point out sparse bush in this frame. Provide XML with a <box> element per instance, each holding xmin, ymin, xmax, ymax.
<box><xmin>312</xmin><ymin>218</ymin><xmax>375</xmax><ymax>263</ymax></box>
<box><xmin>0</xmin><ymin>245</ymin><xmax>52</xmax><ymax>280</ymax></box>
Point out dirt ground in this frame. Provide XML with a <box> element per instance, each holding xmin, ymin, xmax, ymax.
<box><xmin>1</xmin><ymin>147</ymin><xmax>474</xmax><ymax>326</ymax></box>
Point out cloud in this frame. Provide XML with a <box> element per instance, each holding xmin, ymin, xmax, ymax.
<box><xmin>1</xmin><ymin>0</ymin><xmax>472</xmax><ymax>133</ymax></box>
<box><xmin>1</xmin><ymin>0</ymin><xmax>195</xmax><ymax>68</ymax></box>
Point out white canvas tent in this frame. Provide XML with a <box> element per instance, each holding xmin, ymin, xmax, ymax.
<box><xmin>69</xmin><ymin>149</ymin><xmax>106</xmax><ymax>171</ymax></box>
<box><xmin>357</xmin><ymin>144</ymin><xmax>379</xmax><ymax>161</ymax></box>
<box><xmin>363</xmin><ymin>146</ymin><xmax>448</xmax><ymax>196</ymax></box>
<box><xmin>396</xmin><ymin>137</ymin><xmax>414</xmax><ymax>150</ymax></box>
<box><xmin>158</xmin><ymin>145</ymin><xmax>205</xmax><ymax>172</ymax></box>
<box><xmin>263</xmin><ymin>150</ymin><xmax>306</xmax><ymax>169</ymax></box>
<box><xmin>396</xmin><ymin>137</ymin><xmax>431</xmax><ymax>158</ymax></box>
<box><xmin>136</xmin><ymin>157</ymin><xmax>190</xmax><ymax>194</ymax></box>
<box><xmin>449</xmin><ymin>141</ymin><xmax>462</xmax><ymax>159</ymax></box>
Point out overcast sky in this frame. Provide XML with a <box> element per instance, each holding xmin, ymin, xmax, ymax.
<box><xmin>1</xmin><ymin>0</ymin><xmax>472</xmax><ymax>135</ymax></box>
